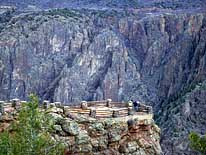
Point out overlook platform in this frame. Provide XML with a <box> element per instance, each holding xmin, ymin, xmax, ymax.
<box><xmin>0</xmin><ymin>99</ymin><xmax>153</xmax><ymax>121</ymax></box>
<box><xmin>0</xmin><ymin>99</ymin><xmax>161</xmax><ymax>155</ymax></box>
<box><xmin>63</xmin><ymin>100</ymin><xmax>153</xmax><ymax>119</ymax></box>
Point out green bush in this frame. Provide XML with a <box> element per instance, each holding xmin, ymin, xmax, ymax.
<box><xmin>0</xmin><ymin>94</ymin><xmax>64</xmax><ymax>155</ymax></box>
<box><xmin>189</xmin><ymin>132</ymin><xmax>206</xmax><ymax>154</ymax></box>
<box><xmin>46</xmin><ymin>8</ymin><xmax>82</xmax><ymax>19</ymax></box>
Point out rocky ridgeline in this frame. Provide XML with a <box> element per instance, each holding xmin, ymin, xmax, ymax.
<box><xmin>0</xmin><ymin>99</ymin><xmax>161</xmax><ymax>155</ymax></box>
<box><xmin>0</xmin><ymin>7</ymin><xmax>205</xmax><ymax>154</ymax></box>
<box><xmin>1</xmin><ymin>0</ymin><xmax>206</xmax><ymax>10</ymax></box>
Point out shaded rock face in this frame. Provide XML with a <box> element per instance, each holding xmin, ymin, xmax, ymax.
<box><xmin>157</xmin><ymin>80</ymin><xmax>206</xmax><ymax>155</ymax></box>
<box><xmin>0</xmin><ymin>10</ymin><xmax>206</xmax><ymax>105</ymax></box>
<box><xmin>0</xmin><ymin>8</ymin><xmax>206</xmax><ymax>154</ymax></box>
<box><xmin>1</xmin><ymin>10</ymin><xmax>150</xmax><ymax>103</ymax></box>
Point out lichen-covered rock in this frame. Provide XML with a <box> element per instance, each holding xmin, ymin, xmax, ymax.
<box><xmin>91</xmin><ymin>136</ymin><xmax>108</xmax><ymax>151</ymax></box>
<box><xmin>62</xmin><ymin>120</ymin><xmax>80</xmax><ymax>136</ymax></box>
<box><xmin>0</xmin><ymin>103</ymin><xmax>161</xmax><ymax>155</ymax></box>
<box><xmin>88</xmin><ymin>122</ymin><xmax>106</xmax><ymax>137</ymax></box>
<box><xmin>75</xmin><ymin>144</ymin><xmax>93</xmax><ymax>154</ymax></box>
<box><xmin>75</xmin><ymin>130</ymin><xmax>90</xmax><ymax>145</ymax></box>
<box><xmin>119</xmin><ymin>141</ymin><xmax>139</xmax><ymax>154</ymax></box>
<box><xmin>128</xmin><ymin>141</ymin><xmax>139</xmax><ymax>153</ymax></box>
<box><xmin>47</xmin><ymin>113</ymin><xmax>64</xmax><ymax>125</ymax></box>
<box><xmin>90</xmin><ymin>122</ymin><xmax>104</xmax><ymax>132</ymax></box>
<box><xmin>108</xmin><ymin>131</ymin><xmax>121</xmax><ymax>142</ymax></box>
<box><xmin>53</xmin><ymin>124</ymin><xmax>62</xmax><ymax>132</ymax></box>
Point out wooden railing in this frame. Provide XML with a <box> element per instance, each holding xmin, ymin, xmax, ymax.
<box><xmin>0</xmin><ymin>99</ymin><xmax>153</xmax><ymax>119</ymax></box>
<box><xmin>63</xmin><ymin>99</ymin><xmax>152</xmax><ymax>118</ymax></box>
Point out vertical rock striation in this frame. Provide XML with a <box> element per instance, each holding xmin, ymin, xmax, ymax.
<box><xmin>0</xmin><ymin>10</ymin><xmax>205</xmax><ymax>105</ymax></box>
<box><xmin>0</xmin><ymin>8</ymin><xmax>206</xmax><ymax>154</ymax></box>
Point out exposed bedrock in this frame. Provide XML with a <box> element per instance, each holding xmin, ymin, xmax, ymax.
<box><xmin>0</xmin><ymin>9</ymin><xmax>206</xmax><ymax>154</ymax></box>
<box><xmin>0</xmin><ymin>101</ymin><xmax>161</xmax><ymax>155</ymax></box>
<box><xmin>0</xmin><ymin>10</ymin><xmax>205</xmax><ymax>106</ymax></box>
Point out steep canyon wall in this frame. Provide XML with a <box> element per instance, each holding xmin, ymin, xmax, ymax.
<box><xmin>0</xmin><ymin>8</ymin><xmax>206</xmax><ymax>154</ymax></box>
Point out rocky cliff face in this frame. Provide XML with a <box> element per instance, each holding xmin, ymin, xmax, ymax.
<box><xmin>0</xmin><ymin>7</ymin><xmax>206</xmax><ymax>154</ymax></box>
<box><xmin>157</xmin><ymin>80</ymin><xmax>206</xmax><ymax>154</ymax></box>
<box><xmin>0</xmin><ymin>9</ymin><xmax>206</xmax><ymax>104</ymax></box>
<box><xmin>0</xmin><ymin>101</ymin><xmax>161</xmax><ymax>155</ymax></box>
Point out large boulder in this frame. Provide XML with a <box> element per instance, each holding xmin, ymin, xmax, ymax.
<box><xmin>62</xmin><ymin>120</ymin><xmax>79</xmax><ymax>136</ymax></box>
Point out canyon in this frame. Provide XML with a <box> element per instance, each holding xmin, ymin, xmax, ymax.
<box><xmin>0</xmin><ymin>1</ymin><xmax>206</xmax><ymax>154</ymax></box>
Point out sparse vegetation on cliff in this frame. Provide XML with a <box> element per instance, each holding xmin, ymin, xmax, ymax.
<box><xmin>189</xmin><ymin>132</ymin><xmax>206</xmax><ymax>155</ymax></box>
<box><xmin>45</xmin><ymin>8</ymin><xmax>82</xmax><ymax>19</ymax></box>
<box><xmin>0</xmin><ymin>95</ymin><xmax>64</xmax><ymax>155</ymax></box>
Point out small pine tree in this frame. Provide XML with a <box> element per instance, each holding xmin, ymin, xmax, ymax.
<box><xmin>189</xmin><ymin>132</ymin><xmax>206</xmax><ymax>155</ymax></box>
<box><xmin>0</xmin><ymin>94</ymin><xmax>64</xmax><ymax>155</ymax></box>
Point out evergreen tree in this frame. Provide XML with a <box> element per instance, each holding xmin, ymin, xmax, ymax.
<box><xmin>0</xmin><ymin>94</ymin><xmax>64</xmax><ymax>155</ymax></box>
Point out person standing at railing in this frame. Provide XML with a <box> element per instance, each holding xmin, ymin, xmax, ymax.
<box><xmin>131</xmin><ymin>100</ymin><xmax>139</xmax><ymax>112</ymax></box>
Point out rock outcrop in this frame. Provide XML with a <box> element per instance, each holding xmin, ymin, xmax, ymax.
<box><xmin>0</xmin><ymin>5</ymin><xmax>206</xmax><ymax>155</ymax></box>
<box><xmin>0</xmin><ymin>101</ymin><xmax>161</xmax><ymax>155</ymax></box>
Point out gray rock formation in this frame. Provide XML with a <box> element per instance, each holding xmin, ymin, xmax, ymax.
<box><xmin>1</xmin><ymin>9</ymin><xmax>205</xmax><ymax>104</ymax></box>
<box><xmin>157</xmin><ymin>80</ymin><xmax>206</xmax><ymax>154</ymax></box>
<box><xmin>0</xmin><ymin>6</ymin><xmax>206</xmax><ymax>155</ymax></box>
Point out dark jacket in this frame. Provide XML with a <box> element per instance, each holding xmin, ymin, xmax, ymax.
<box><xmin>133</xmin><ymin>101</ymin><xmax>138</xmax><ymax>107</ymax></box>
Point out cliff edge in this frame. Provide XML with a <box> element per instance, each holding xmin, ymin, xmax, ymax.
<box><xmin>0</xmin><ymin>100</ymin><xmax>161</xmax><ymax>155</ymax></box>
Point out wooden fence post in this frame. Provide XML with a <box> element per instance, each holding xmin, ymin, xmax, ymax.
<box><xmin>106</xmin><ymin>99</ymin><xmax>112</xmax><ymax>107</ymax></box>
<box><xmin>54</xmin><ymin>102</ymin><xmax>62</xmax><ymax>108</ymax></box>
<box><xmin>12</xmin><ymin>98</ymin><xmax>19</xmax><ymax>109</ymax></box>
<box><xmin>0</xmin><ymin>101</ymin><xmax>4</xmax><ymax>114</ymax></box>
<box><xmin>112</xmin><ymin>110</ymin><xmax>119</xmax><ymax>118</ymax></box>
<box><xmin>81</xmin><ymin>101</ymin><xmax>88</xmax><ymax>110</ymax></box>
<box><xmin>147</xmin><ymin>106</ymin><xmax>153</xmax><ymax>114</ymax></box>
<box><xmin>127</xmin><ymin>101</ymin><xmax>133</xmax><ymax>107</ymax></box>
<box><xmin>50</xmin><ymin>103</ymin><xmax>55</xmax><ymax>108</ymax></box>
<box><xmin>128</xmin><ymin>107</ymin><xmax>133</xmax><ymax>115</ymax></box>
<box><xmin>43</xmin><ymin>100</ymin><xmax>50</xmax><ymax>109</ymax></box>
<box><xmin>90</xmin><ymin>109</ymin><xmax>96</xmax><ymax>118</ymax></box>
